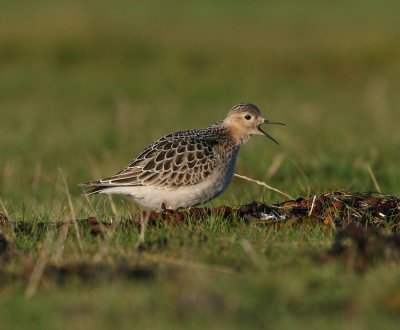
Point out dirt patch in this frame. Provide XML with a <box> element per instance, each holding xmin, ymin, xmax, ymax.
<box><xmin>0</xmin><ymin>233</ymin><xmax>8</xmax><ymax>256</ymax></box>
<box><xmin>45</xmin><ymin>260</ymin><xmax>155</xmax><ymax>284</ymax></box>
<box><xmin>90</xmin><ymin>192</ymin><xmax>397</xmax><ymax>230</ymax></box>
<box><xmin>321</xmin><ymin>223</ymin><xmax>400</xmax><ymax>272</ymax></box>
<box><xmin>82</xmin><ymin>191</ymin><xmax>393</xmax><ymax>231</ymax></box>
<box><xmin>239</xmin><ymin>192</ymin><xmax>400</xmax><ymax>228</ymax></box>
<box><xmin>0</xmin><ymin>238</ymin><xmax>155</xmax><ymax>288</ymax></box>
<box><xmin>2</xmin><ymin>192</ymin><xmax>400</xmax><ymax>237</ymax></box>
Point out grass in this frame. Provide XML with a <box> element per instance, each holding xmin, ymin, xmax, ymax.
<box><xmin>1</xmin><ymin>0</ymin><xmax>400</xmax><ymax>329</ymax></box>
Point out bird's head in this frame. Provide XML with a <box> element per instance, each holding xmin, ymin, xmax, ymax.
<box><xmin>223</xmin><ymin>103</ymin><xmax>284</xmax><ymax>145</ymax></box>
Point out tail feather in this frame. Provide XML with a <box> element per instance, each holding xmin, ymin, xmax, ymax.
<box><xmin>79</xmin><ymin>181</ymin><xmax>108</xmax><ymax>195</ymax></box>
<box><xmin>82</xmin><ymin>186</ymin><xmax>107</xmax><ymax>195</ymax></box>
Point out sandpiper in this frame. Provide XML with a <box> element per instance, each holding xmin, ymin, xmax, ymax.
<box><xmin>80</xmin><ymin>103</ymin><xmax>284</xmax><ymax>209</ymax></box>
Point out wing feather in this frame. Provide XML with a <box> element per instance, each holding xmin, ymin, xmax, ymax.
<box><xmin>81</xmin><ymin>127</ymin><xmax>226</xmax><ymax>190</ymax></box>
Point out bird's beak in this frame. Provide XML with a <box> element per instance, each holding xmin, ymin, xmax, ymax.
<box><xmin>258</xmin><ymin>119</ymin><xmax>285</xmax><ymax>145</ymax></box>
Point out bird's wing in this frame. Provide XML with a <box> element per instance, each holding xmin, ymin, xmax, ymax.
<box><xmin>81</xmin><ymin>129</ymin><xmax>221</xmax><ymax>190</ymax></box>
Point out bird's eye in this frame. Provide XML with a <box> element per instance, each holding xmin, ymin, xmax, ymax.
<box><xmin>245</xmin><ymin>115</ymin><xmax>252</xmax><ymax>120</ymax></box>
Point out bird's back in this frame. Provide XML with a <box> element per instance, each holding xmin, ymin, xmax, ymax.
<box><xmin>80</xmin><ymin>121</ymin><xmax>239</xmax><ymax>192</ymax></box>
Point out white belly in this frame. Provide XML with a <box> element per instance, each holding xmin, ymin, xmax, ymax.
<box><xmin>99</xmin><ymin>160</ymin><xmax>237</xmax><ymax>210</ymax></box>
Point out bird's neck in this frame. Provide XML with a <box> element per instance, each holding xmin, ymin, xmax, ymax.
<box><xmin>221</xmin><ymin>122</ymin><xmax>251</xmax><ymax>146</ymax></box>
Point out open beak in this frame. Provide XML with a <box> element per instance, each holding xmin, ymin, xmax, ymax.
<box><xmin>258</xmin><ymin>119</ymin><xmax>285</xmax><ymax>145</ymax></box>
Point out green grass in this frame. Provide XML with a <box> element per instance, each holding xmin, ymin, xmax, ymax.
<box><xmin>1</xmin><ymin>0</ymin><xmax>400</xmax><ymax>329</ymax></box>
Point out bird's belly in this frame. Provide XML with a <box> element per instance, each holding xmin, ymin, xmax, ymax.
<box><xmin>101</xmin><ymin>164</ymin><xmax>236</xmax><ymax>210</ymax></box>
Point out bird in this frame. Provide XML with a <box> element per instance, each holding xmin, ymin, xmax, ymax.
<box><xmin>79</xmin><ymin>103</ymin><xmax>284</xmax><ymax>210</ymax></box>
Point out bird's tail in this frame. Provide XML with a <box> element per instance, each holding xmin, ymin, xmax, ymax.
<box><xmin>78</xmin><ymin>181</ymin><xmax>108</xmax><ymax>195</ymax></box>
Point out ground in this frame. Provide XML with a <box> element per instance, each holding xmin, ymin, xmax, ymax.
<box><xmin>0</xmin><ymin>0</ymin><xmax>400</xmax><ymax>329</ymax></box>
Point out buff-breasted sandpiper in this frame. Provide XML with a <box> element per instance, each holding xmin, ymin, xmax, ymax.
<box><xmin>80</xmin><ymin>103</ymin><xmax>284</xmax><ymax>209</ymax></box>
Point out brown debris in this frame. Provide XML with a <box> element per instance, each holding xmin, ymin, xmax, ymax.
<box><xmin>239</xmin><ymin>192</ymin><xmax>400</xmax><ymax>229</ymax></box>
<box><xmin>324</xmin><ymin>223</ymin><xmax>400</xmax><ymax>271</ymax></box>
<box><xmin>2</xmin><ymin>192</ymin><xmax>400</xmax><ymax>235</ymax></box>
<box><xmin>134</xmin><ymin>192</ymin><xmax>399</xmax><ymax>229</ymax></box>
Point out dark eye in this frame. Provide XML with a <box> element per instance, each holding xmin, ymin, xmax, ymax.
<box><xmin>245</xmin><ymin>115</ymin><xmax>252</xmax><ymax>120</ymax></box>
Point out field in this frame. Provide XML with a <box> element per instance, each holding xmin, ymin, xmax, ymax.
<box><xmin>1</xmin><ymin>0</ymin><xmax>400</xmax><ymax>329</ymax></box>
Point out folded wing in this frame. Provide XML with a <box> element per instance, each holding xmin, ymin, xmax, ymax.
<box><xmin>80</xmin><ymin>130</ymin><xmax>220</xmax><ymax>192</ymax></box>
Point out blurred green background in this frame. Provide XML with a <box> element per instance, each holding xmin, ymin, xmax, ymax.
<box><xmin>1</xmin><ymin>1</ymin><xmax>400</xmax><ymax>329</ymax></box>
<box><xmin>1</xmin><ymin>0</ymin><xmax>400</xmax><ymax>216</ymax></box>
